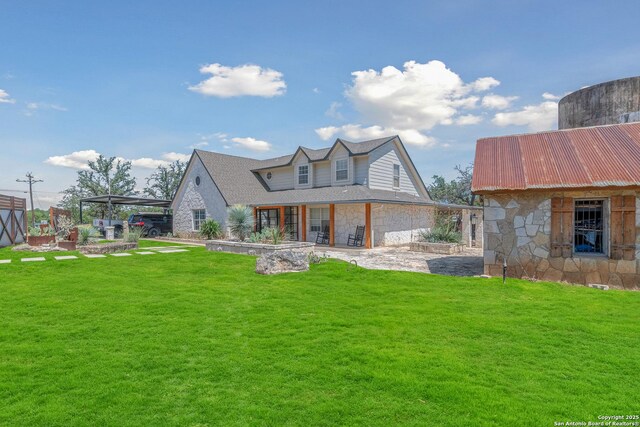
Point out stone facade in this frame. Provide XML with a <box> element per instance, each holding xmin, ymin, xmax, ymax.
<box><xmin>483</xmin><ymin>190</ymin><xmax>640</xmax><ymax>290</ymax></box>
<box><xmin>173</xmin><ymin>157</ymin><xmax>229</xmax><ymax>237</ymax></box>
<box><xmin>371</xmin><ymin>203</ymin><xmax>434</xmax><ymax>246</ymax></box>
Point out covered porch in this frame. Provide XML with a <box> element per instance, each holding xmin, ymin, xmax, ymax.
<box><xmin>252</xmin><ymin>203</ymin><xmax>373</xmax><ymax>249</ymax></box>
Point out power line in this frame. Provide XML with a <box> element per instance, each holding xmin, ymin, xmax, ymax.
<box><xmin>16</xmin><ymin>173</ymin><xmax>44</xmax><ymax>227</ymax></box>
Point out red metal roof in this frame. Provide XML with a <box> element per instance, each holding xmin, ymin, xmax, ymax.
<box><xmin>471</xmin><ymin>122</ymin><xmax>640</xmax><ymax>192</ymax></box>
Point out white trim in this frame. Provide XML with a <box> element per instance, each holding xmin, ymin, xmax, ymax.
<box><xmin>334</xmin><ymin>157</ymin><xmax>349</xmax><ymax>182</ymax></box>
<box><xmin>392</xmin><ymin>163</ymin><xmax>400</xmax><ymax>189</ymax></box>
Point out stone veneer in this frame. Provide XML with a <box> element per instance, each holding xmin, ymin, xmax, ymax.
<box><xmin>483</xmin><ymin>190</ymin><xmax>640</xmax><ymax>290</ymax></box>
<box><xmin>370</xmin><ymin>203</ymin><xmax>434</xmax><ymax>246</ymax></box>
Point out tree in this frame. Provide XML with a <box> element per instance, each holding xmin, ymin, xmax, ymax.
<box><xmin>144</xmin><ymin>160</ymin><xmax>187</xmax><ymax>200</ymax></box>
<box><xmin>58</xmin><ymin>155</ymin><xmax>137</xmax><ymax>222</ymax></box>
<box><xmin>427</xmin><ymin>163</ymin><xmax>480</xmax><ymax>206</ymax></box>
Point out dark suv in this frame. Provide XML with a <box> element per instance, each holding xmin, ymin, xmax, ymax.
<box><xmin>128</xmin><ymin>213</ymin><xmax>173</xmax><ymax>237</ymax></box>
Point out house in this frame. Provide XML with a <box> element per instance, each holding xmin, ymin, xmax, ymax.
<box><xmin>172</xmin><ymin>135</ymin><xmax>482</xmax><ymax>248</ymax></box>
<box><xmin>471</xmin><ymin>122</ymin><xmax>640</xmax><ymax>290</ymax></box>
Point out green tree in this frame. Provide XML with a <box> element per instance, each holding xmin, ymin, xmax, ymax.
<box><xmin>58</xmin><ymin>155</ymin><xmax>137</xmax><ymax>223</ymax></box>
<box><xmin>428</xmin><ymin>163</ymin><xmax>480</xmax><ymax>206</ymax></box>
<box><xmin>144</xmin><ymin>160</ymin><xmax>187</xmax><ymax>200</ymax></box>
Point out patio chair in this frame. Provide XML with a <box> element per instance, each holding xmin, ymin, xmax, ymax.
<box><xmin>315</xmin><ymin>225</ymin><xmax>330</xmax><ymax>245</ymax></box>
<box><xmin>347</xmin><ymin>225</ymin><xmax>365</xmax><ymax>247</ymax></box>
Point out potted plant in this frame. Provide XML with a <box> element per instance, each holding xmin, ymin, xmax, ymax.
<box><xmin>27</xmin><ymin>225</ymin><xmax>56</xmax><ymax>246</ymax></box>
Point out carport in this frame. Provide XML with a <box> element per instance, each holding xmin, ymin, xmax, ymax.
<box><xmin>79</xmin><ymin>195</ymin><xmax>172</xmax><ymax>225</ymax></box>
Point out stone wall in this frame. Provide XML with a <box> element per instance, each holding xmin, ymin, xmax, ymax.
<box><xmin>371</xmin><ymin>203</ymin><xmax>435</xmax><ymax>247</ymax></box>
<box><xmin>173</xmin><ymin>157</ymin><xmax>228</xmax><ymax>237</ymax></box>
<box><xmin>206</xmin><ymin>240</ymin><xmax>314</xmax><ymax>256</ymax></box>
<box><xmin>334</xmin><ymin>204</ymin><xmax>365</xmax><ymax>245</ymax></box>
<box><xmin>483</xmin><ymin>190</ymin><xmax>640</xmax><ymax>290</ymax></box>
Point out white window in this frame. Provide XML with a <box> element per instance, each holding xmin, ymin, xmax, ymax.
<box><xmin>192</xmin><ymin>209</ymin><xmax>206</xmax><ymax>231</ymax></box>
<box><xmin>335</xmin><ymin>158</ymin><xmax>348</xmax><ymax>181</ymax></box>
<box><xmin>393</xmin><ymin>164</ymin><xmax>400</xmax><ymax>188</ymax></box>
<box><xmin>310</xmin><ymin>208</ymin><xmax>330</xmax><ymax>232</ymax></box>
<box><xmin>298</xmin><ymin>165</ymin><xmax>309</xmax><ymax>185</ymax></box>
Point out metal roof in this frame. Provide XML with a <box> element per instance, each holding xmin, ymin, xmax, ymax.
<box><xmin>472</xmin><ymin>122</ymin><xmax>640</xmax><ymax>193</ymax></box>
<box><xmin>80</xmin><ymin>195</ymin><xmax>172</xmax><ymax>207</ymax></box>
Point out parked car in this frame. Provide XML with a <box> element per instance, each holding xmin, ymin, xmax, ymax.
<box><xmin>128</xmin><ymin>213</ymin><xmax>173</xmax><ymax>237</ymax></box>
<box><xmin>92</xmin><ymin>218</ymin><xmax>124</xmax><ymax>238</ymax></box>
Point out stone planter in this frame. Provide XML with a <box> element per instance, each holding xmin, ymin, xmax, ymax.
<box><xmin>206</xmin><ymin>240</ymin><xmax>315</xmax><ymax>256</ymax></box>
<box><xmin>79</xmin><ymin>242</ymin><xmax>138</xmax><ymax>254</ymax></box>
<box><xmin>57</xmin><ymin>240</ymin><xmax>77</xmax><ymax>251</ymax></box>
<box><xmin>27</xmin><ymin>235</ymin><xmax>56</xmax><ymax>247</ymax></box>
<box><xmin>410</xmin><ymin>241</ymin><xmax>465</xmax><ymax>255</ymax></box>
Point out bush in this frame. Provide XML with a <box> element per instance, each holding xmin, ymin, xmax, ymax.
<box><xmin>249</xmin><ymin>227</ymin><xmax>285</xmax><ymax>245</ymax></box>
<box><xmin>125</xmin><ymin>226</ymin><xmax>144</xmax><ymax>243</ymax></box>
<box><xmin>227</xmin><ymin>205</ymin><xmax>254</xmax><ymax>241</ymax></box>
<box><xmin>77</xmin><ymin>226</ymin><xmax>99</xmax><ymax>245</ymax></box>
<box><xmin>199</xmin><ymin>219</ymin><xmax>222</xmax><ymax>240</ymax></box>
<box><xmin>420</xmin><ymin>210</ymin><xmax>463</xmax><ymax>244</ymax></box>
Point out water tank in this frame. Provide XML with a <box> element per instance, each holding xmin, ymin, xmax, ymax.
<box><xmin>558</xmin><ymin>76</ymin><xmax>640</xmax><ymax>130</ymax></box>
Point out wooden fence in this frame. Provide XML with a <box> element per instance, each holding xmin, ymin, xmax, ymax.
<box><xmin>0</xmin><ymin>194</ymin><xmax>27</xmax><ymax>247</ymax></box>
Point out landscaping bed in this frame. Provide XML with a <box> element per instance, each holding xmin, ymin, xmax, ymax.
<box><xmin>206</xmin><ymin>239</ymin><xmax>315</xmax><ymax>255</ymax></box>
<box><xmin>78</xmin><ymin>241</ymin><xmax>138</xmax><ymax>254</ymax></box>
<box><xmin>410</xmin><ymin>241</ymin><xmax>465</xmax><ymax>254</ymax></box>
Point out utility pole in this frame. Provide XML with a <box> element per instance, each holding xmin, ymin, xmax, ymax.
<box><xmin>16</xmin><ymin>172</ymin><xmax>43</xmax><ymax>228</ymax></box>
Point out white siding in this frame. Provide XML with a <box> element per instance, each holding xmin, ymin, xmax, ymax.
<box><xmin>260</xmin><ymin>166</ymin><xmax>294</xmax><ymax>191</ymax></box>
<box><xmin>368</xmin><ymin>142</ymin><xmax>419</xmax><ymax>196</ymax></box>
<box><xmin>313</xmin><ymin>161</ymin><xmax>331</xmax><ymax>187</ymax></box>
<box><xmin>354</xmin><ymin>156</ymin><xmax>368</xmax><ymax>185</ymax></box>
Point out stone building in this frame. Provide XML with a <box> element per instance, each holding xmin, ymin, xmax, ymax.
<box><xmin>472</xmin><ymin>122</ymin><xmax>640</xmax><ymax>290</ymax></box>
<box><xmin>172</xmin><ymin>135</ymin><xmax>482</xmax><ymax>248</ymax></box>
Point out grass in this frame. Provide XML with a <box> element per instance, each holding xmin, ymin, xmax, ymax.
<box><xmin>0</xmin><ymin>244</ymin><xmax>639</xmax><ymax>426</ymax></box>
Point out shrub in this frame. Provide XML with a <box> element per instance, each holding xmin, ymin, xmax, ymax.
<box><xmin>227</xmin><ymin>205</ymin><xmax>254</xmax><ymax>241</ymax></box>
<box><xmin>199</xmin><ymin>219</ymin><xmax>222</xmax><ymax>240</ymax></box>
<box><xmin>420</xmin><ymin>210</ymin><xmax>463</xmax><ymax>244</ymax></box>
<box><xmin>56</xmin><ymin>216</ymin><xmax>75</xmax><ymax>241</ymax></box>
<box><xmin>77</xmin><ymin>226</ymin><xmax>99</xmax><ymax>246</ymax></box>
<box><xmin>125</xmin><ymin>226</ymin><xmax>144</xmax><ymax>243</ymax></box>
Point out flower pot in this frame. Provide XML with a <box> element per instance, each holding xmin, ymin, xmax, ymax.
<box><xmin>27</xmin><ymin>235</ymin><xmax>56</xmax><ymax>247</ymax></box>
<box><xmin>57</xmin><ymin>241</ymin><xmax>77</xmax><ymax>251</ymax></box>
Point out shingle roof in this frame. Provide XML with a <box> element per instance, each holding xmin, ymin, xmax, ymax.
<box><xmin>193</xmin><ymin>136</ymin><xmax>432</xmax><ymax>206</ymax></box>
<box><xmin>472</xmin><ymin>122</ymin><xmax>640</xmax><ymax>192</ymax></box>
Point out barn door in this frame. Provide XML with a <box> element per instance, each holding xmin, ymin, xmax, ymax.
<box><xmin>610</xmin><ymin>195</ymin><xmax>636</xmax><ymax>260</ymax></box>
<box><xmin>550</xmin><ymin>197</ymin><xmax>574</xmax><ymax>257</ymax></box>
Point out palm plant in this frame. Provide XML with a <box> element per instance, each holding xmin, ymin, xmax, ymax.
<box><xmin>227</xmin><ymin>205</ymin><xmax>254</xmax><ymax>241</ymax></box>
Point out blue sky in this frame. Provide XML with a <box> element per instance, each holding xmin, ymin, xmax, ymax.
<box><xmin>1</xmin><ymin>0</ymin><xmax>640</xmax><ymax>208</ymax></box>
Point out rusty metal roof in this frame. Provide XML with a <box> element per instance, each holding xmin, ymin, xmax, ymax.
<box><xmin>472</xmin><ymin>122</ymin><xmax>640</xmax><ymax>192</ymax></box>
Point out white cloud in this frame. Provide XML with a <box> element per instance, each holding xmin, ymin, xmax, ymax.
<box><xmin>230</xmin><ymin>137</ymin><xmax>272</xmax><ymax>152</ymax></box>
<box><xmin>45</xmin><ymin>150</ymin><xmax>191</xmax><ymax>170</ymax></box>
<box><xmin>455</xmin><ymin>114</ymin><xmax>483</xmax><ymax>125</ymax></box>
<box><xmin>492</xmin><ymin>95</ymin><xmax>558</xmax><ymax>132</ymax></box>
<box><xmin>469</xmin><ymin>77</ymin><xmax>501</xmax><ymax>92</ymax></box>
<box><xmin>189</xmin><ymin>63</ymin><xmax>286</xmax><ymax>98</ymax></box>
<box><xmin>312</xmin><ymin>87</ymin><xmax>320</xmax><ymax>94</ymax></box>
<box><xmin>190</xmin><ymin>141</ymin><xmax>209</xmax><ymax>149</ymax></box>
<box><xmin>542</xmin><ymin>92</ymin><xmax>561</xmax><ymax>101</ymax></box>
<box><xmin>26</xmin><ymin>102</ymin><xmax>67</xmax><ymax>111</ymax></box>
<box><xmin>44</xmin><ymin>150</ymin><xmax>100</xmax><ymax>169</ymax></box>
<box><xmin>325</xmin><ymin>102</ymin><xmax>343</xmax><ymax>120</ymax></box>
<box><xmin>481</xmin><ymin>94</ymin><xmax>519</xmax><ymax>110</ymax></box>
<box><xmin>0</xmin><ymin>89</ymin><xmax>15</xmax><ymax>104</ymax></box>
<box><xmin>314</xmin><ymin>124</ymin><xmax>435</xmax><ymax>147</ymax></box>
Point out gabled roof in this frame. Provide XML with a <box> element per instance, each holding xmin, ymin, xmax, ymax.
<box><xmin>472</xmin><ymin>122</ymin><xmax>640</xmax><ymax>193</ymax></box>
<box><xmin>251</xmin><ymin>136</ymin><xmax>395</xmax><ymax>171</ymax></box>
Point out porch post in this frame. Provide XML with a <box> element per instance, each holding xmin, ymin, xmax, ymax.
<box><xmin>365</xmin><ymin>202</ymin><xmax>371</xmax><ymax>249</ymax></box>
<box><xmin>329</xmin><ymin>203</ymin><xmax>335</xmax><ymax>247</ymax></box>
<box><xmin>279</xmin><ymin>206</ymin><xmax>285</xmax><ymax>234</ymax></box>
<box><xmin>301</xmin><ymin>205</ymin><xmax>306</xmax><ymax>242</ymax></box>
<box><xmin>253</xmin><ymin>207</ymin><xmax>257</xmax><ymax>232</ymax></box>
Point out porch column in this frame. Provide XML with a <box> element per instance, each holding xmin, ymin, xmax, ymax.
<box><xmin>365</xmin><ymin>202</ymin><xmax>372</xmax><ymax>249</ymax></box>
<box><xmin>301</xmin><ymin>205</ymin><xmax>307</xmax><ymax>242</ymax></box>
<box><xmin>279</xmin><ymin>206</ymin><xmax>285</xmax><ymax>234</ymax></box>
<box><xmin>329</xmin><ymin>203</ymin><xmax>335</xmax><ymax>246</ymax></box>
<box><xmin>253</xmin><ymin>207</ymin><xmax>257</xmax><ymax>232</ymax></box>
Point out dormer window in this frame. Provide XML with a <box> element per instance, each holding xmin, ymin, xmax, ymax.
<box><xmin>335</xmin><ymin>158</ymin><xmax>348</xmax><ymax>181</ymax></box>
<box><xmin>393</xmin><ymin>164</ymin><xmax>400</xmax><ymax>188</ymax></box>
<box><xmin>298</xmin><ymin>165</ymin><xmax>309</xmax><ymax>185</ymax></box>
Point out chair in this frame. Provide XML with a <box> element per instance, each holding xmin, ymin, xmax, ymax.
<box><xmin>315</xmin><ymin>225</ymin><xmax>330</xmax><ymax>245</ymax></box>
<box><xmin>347</xmin><ymin>225</ymin><xmax>365</xmax><ymax>247</ymax></box>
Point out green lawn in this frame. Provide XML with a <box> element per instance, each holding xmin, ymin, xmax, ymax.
<box><xmin>0</xmin><ymin>243</ymin><xmax>638</xmax><ymax>426</ymax></box>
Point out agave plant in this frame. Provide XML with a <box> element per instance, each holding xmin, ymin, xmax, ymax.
<box><xmin>227</xmin><ymin>205</ymin><xmax>254</xmax><ymax>241</ymax></box>
<box><xmin>199</xmin><ymin>219</ymin><xmax>222</xmax><ymax>240</ymax></box>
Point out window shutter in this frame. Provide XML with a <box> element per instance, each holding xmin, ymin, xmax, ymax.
<box><xmin>610</xmin><ymin>195</ymin><xmax>636</xmax><ymax>260</ymax></box>
<box><xmin>551</xmin><ymin>197</ymin><xmax>573</xmax><ymax>257</ymax></box>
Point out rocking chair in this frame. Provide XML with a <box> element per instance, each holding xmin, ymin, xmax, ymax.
<box><xmin>347</xmin><ymin>225</ymin><xmax>365</xmax><ymax>247</ymax></box>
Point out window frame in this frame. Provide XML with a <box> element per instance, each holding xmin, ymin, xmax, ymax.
<box><xmin>297</xmin><ymin>164</ymin><xmax>309</xmax><ymax>185</ymax></box>
<box><xmin>573</xmin><ymin>198</ymin><xmax>608</xmax><ymax>256</ymax></box>
<box><xmin>392</xmin><ymin>163</ymin><xmax>400</xmax><ymax>188</ymax></box>
<box><xmin>335</xmin><ymin>157</ymin><xmax>349</xmax><ymax>182</ymax></box>
<box><xmin>310</xmin><ymin>207</ymin><xmax>330</xmax><ymax>232</ymax></box>
<box><xmin>192</xmin><ymin>209</ymin><xmax>206</xmax><ymax>231</ymax></box>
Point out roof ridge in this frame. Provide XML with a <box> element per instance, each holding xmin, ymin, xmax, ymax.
<box><xmin>476</xmin><ymin>122</ymin><xmax>640</xmax><ymax>142</ymax></box>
